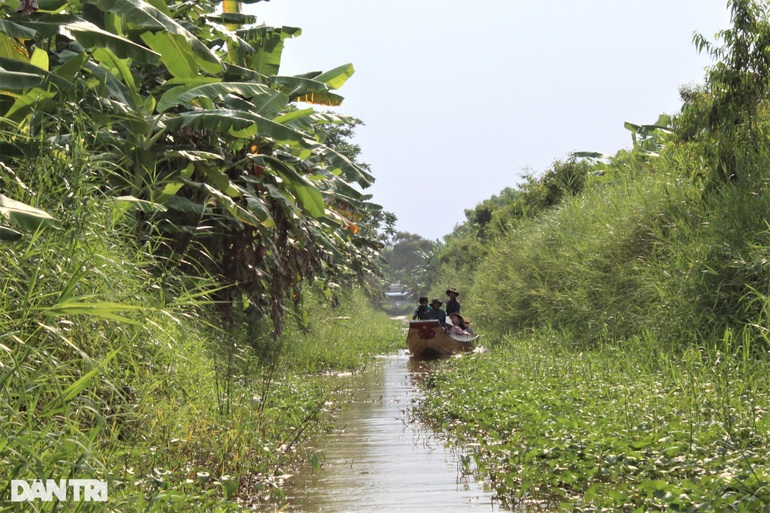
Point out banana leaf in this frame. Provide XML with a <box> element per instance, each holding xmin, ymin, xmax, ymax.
<box><xmin>0</xmin><ymin>66</ymin><xmax>42</xmax><ymax>90</ymax></box>
<box><xmin>157</xmin><ymin>82</ymin><xmax>284</xmax><ymax>113</ymax></box>
<box><xmin>141</xmin><ymin>31</ymin><xmax>199</xmax><ymax>79</ymax></box>
<box><xmin>0</xmin><ymin>225</ymin><xmax>22</xmax><ymax>241</ymax></box>
<box><xmin>88</xmin><ymin>0</ymin><xmax>222</xmax><ymax>74</ymax></box>
<box><xmin>0</xmin><ymin>194</ymin><xmax>57</xmax><ymax>231</ymax></box>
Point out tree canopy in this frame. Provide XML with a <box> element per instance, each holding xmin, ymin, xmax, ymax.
<box><xmin>0</xmin><ymin>0</ymin><xmax>391</xmax><ymax>334</ymax></box>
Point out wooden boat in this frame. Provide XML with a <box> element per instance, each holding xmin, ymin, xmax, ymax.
<box><xmin>406</xmin><ymin>320</ymin><xmax>479</xmax><ymax>359</ymax></box>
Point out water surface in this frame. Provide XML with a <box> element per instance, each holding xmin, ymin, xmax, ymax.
<box><xmin>278</xmin><ymin>351</ymin><xmax>503</xmax><ymax>512</ymax></box>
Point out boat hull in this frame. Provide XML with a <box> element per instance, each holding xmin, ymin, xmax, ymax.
<box><xmin>406</xmin><ymin>320</ymin><xmax>478</xmax><ymax>358</ymax></box>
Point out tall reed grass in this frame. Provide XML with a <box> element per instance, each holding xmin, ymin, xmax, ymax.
<box><xmin>0</xmin><ymin>129</ymin><xmax>403</xmax><ymax>511</ymax></box>
<box><xmin>472</xmin><ymin>143</ymin><xmax>770</xmax><ymax>351</ymax></box>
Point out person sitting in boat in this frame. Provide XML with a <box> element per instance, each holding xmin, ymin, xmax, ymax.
<box><xmin>426</xmin><ymin>297</ymin><xmax>447</xmax><ymax>327</ymax></box>
<box><xmin>448</xmin><ymin>312</ymin><xmax>473</xmax><ymax>335</ymax></box>
<box><xmin>445</xmin><ymin>288</ymin><xmax>461</xmax><ymax>315</ymax></box>
<box><xmin>412</xmin><ymin>296</ymin><xmax>430</xmax><ymax>320</ymax></box>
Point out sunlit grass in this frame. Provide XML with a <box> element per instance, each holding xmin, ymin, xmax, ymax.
<box><xmin>279</xmin><ymin>290</ymin><xmax>404</xmax><ymax>372</ymax></box>
<box><xmin>419</xmin><ymin>328</ymin><xmax>770</xmax><ymax>511</ymax></box>
<box><xmin>0</xmin><ymin>137</ymin><xmax>403</xmax><ymax>511</ymax></box>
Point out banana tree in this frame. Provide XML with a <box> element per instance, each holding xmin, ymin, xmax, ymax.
<box><xmin>0</xmin><ymin>0</ymin><xmax>386</xmax><ymax>334</ymax></box>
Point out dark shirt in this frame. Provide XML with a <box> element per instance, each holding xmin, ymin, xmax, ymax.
<box><xmin>426</xmin><ymin>307</ymin><xmax>447</xmax><ymax>327</ymax></box>
<box><xmin>446</xmin><ymin>298</ymin><xmax>460</xmax><ymax>315</ymax></box>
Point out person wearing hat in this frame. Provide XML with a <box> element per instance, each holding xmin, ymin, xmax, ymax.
<box><xmin>448</xmin><ymin>312</ymin><xmax>473</xmax><ymax>335</ymax></box>
<box><xmin>445</xmin><ymin>288</ymin><xmax>461</xmax><ymax>315</ymax></box>
<box><xmin>426</xmin><ymin>297</ymin><xmax>447</xmax><ymax>327</ymax></box>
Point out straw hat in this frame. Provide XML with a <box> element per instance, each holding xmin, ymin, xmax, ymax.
<box><xmin>449</xmin><ymin>312</ymin><xmax>465</xmax><ymax>324</ymax></box>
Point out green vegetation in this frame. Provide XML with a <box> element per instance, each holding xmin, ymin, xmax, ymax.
<box><xmin>5</xmin><ymin>0</ymin><xmax>770</xmax><ymax>510</ymax></box>
<box><xmin>381</xmin><ymin>231</ymin><xmax>435</xmax><ymax>304</ymax></box>
<box><xmin>0</xmin><ymin>160</ymin><xmax>401</xmax><ymax>511</ymax></box>
<box><xmin>421</xmin><ymin>331</ymin><xmax>770</xmax><ymax>511</ymax></box>
<box><xmin>0</xmin><ymin>0</ymin><xmax>390</xmax><ymax>335</ymax></box>
<box><xmin>0</xmin><ymin>1</ymin><xmax>402</xmax><ymax>511</ymax></box>
<box><xmin>418</xmin><ymin>0</ymin><xmax>770</xmax><ymax>510</ymax></box>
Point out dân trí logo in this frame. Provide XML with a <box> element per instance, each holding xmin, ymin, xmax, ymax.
<box><xmin>11</xmin><ymin>479</ymin><xmax>108</xmax><ymax>502</ymax></box>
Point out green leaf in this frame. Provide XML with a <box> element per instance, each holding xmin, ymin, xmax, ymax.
<box><xmin>213</xmin><ymin>24</ymin><xmax>256</xmax><ymax>64</ymax></box>
<box><xmin>271</xmin><ymin>75</ymin><xmax>331</xmax><ymax>94</ymax></box>
<box><xmin>44</xmin><ymin>300</ymin><xmax>144</xmax><ymax>325</ymax></box>
<box><xmin>157</xmin><ymin>82</ymin><xmax>280</xmax><ymax>113</ymax></box>
<box><xmin>259</xmin><ymin>155</ymin><xmax>326</xmax><ymax>217</ymax></box>
<box><xmin>309</xmin><ymin>141</ymin><xmax>374</xmax><ymax>187</ymax></box>
<box><xmin>292</xmin><ymin>90</ymin><xmax>345</xmax><ymax>107</ymax></box>
<box><xmin>0</xmin><ymin>194</ymin><xmax>57</xmax><ymax>231</ymax></box>
<box><xmin>163</xmin><ymin>109</ymin><xmax>313</xmax><ymax>148</ymax></box>
<box><xmin>0</xmin><ymin>33</ymin><xmax>27</xmax><ymax>62</ymax></box>
<box><xmin>268</xmin><ymin>75</ymin><xmax>347</xmax><ymax>106</ymax></box>
<box><xmin>164</xmin><ymin>196</ymin><xmax>207</xmax><ymax>215</ymax></box>
<box><xmin>290</xmin><ymin>181</ymin><xmax>325</xmax><ymax>218</ymax></box>
<box><xmin>0</xmin><ymin>225</ymin><xmax>22</xmax><ymax>241</ymax></box>
<box><xmin>141</xmin><ymin>31</ymin><xmax>198</xmax><ymax>79</ymax></box>
<box><xmin>624</xmin><ymin>121</ymin><xmax>641</xmax><ymax>132</ymax></box>
<box><xmin>0</xmin><ymin>56</ymin><xmax>73</xmax><ymax>90</ymax></box>
<box><xmin>30</xmin><ymin>47</ymin><xmax>49</xmax><ymax>71</ymax></box>
<box><xmin>2</xmin><ymin>87</ymin><xmax>57</xmax><ymax>122</ymax></box>
<box><xmin>165</xmin><ymin>150</ymin><xmax>224</xmax><ymax>162</ymax></box>
<box><xmin>162</xmin><ymin>109</ymin><xmax>257</xmax><ymax>133</ymax></box>
<box><xmin>0</xmin><ymin>19</ymin><xmax>38</xmax><ymax>40</ymax></box>
<box><xmin>92</xmin><ymin>47</ymin><xmax>140</xmax><ymax>105</ymax></box>
<box><xmin>181</xmin><ymin>178</ymin><xmax>268</xmax><ymax>228</ymax></box>
<box><xmin>52</xmin><ymin>52</ymin><xmax>89</xmax><ymax>83</ymax></box>
<box><xmin>237</xmin><ymin>185</ymin><xmax>274</xmax><ymax>226</ymax></box>
<box><xmin>313</xmin><ymin>63</ymin><xmax>355</xmax><ymax>90</ymax></box>
<box><xmin>574</xmin><ymin>151</ymin><xmax>613</xmax><ymax>160</ymax></box>
<box><xmin>36</xmin><ymin>0</ymin><xmax>68</xmax><ymax>10</ymax></box>
<box><xmin>273</xmin><ymin>107</ymin><xmax>314</xmax><ymax>125</ymax></box>
<box><xmin>61</xmin><ymin>19</ymin><xmax>160</xmax><ymax>65</ymax></box>
<box><xmin>58</xmin><ymin>349</ymin><xmax>120</xmax><ymax>406</ymax></box>
<box><xmin>142</xmin><ymin>0</ymin><xmax>172</xmax><ymax>16</ymax></box>
<box><xmin>275</xmin><ymin>110</ymin><xmax>357</xmax><ymax>133</ymax></box>
<box><xmin>239</xmin><ymin>25</ymin><xmax>301</xmax><ymax>76</ymax></box>
<box><xmin>212</xmin><ymin>12</ymin><xmax>258</xmax><ymax>27</ymax></box>
<box><xmin>82</xmin><ymin>59</ymin><xmax>137</xmax><ymax>110</ymax></box>
<box><xmin>0</xmin><ymin>67</ymin><xmax>42</xmax><ymax>90</ymax></box>
<box><xmin>112</xmin><ymin>195</ymin><xmax>168</xmax><ymax>214</ymax></box>
<box><xmin>87</xmin><ymin>0</ymin><xmax>222</xmax><ymax>74</ymax></box>
<box><xmin>202</xmin><ymin>165</ymin><xmax>240</xmax><ymax>197</ymax></box>
<box><xmin>639</xmin><ymin>124</ymin><xmax>672</xmax><ymax>133</ymax></box>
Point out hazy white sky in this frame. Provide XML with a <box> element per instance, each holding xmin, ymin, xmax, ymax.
<box><xmin>244</xmin><ymin>1</ymin><xmax>732</xmax><ymax>240</ymax></box>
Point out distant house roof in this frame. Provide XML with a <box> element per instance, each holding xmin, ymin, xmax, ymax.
<box><xmin>384</xmin><ymin>290</ymin><xmax>412</xmax><ymax>300</ymax></box>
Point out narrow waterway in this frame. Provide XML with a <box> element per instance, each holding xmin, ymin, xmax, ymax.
<box><xmin>276</xmin><ymin>351</ymin><xmax>504</xmax><ymax>512</ymax></box>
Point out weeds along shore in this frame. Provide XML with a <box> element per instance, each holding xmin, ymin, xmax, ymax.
<box><xmin>0</xmin><ymin>179</ymin><xmax>402</xmax><ymax>511</ymax></box>
<box><xmin>416</xmin><ymin>159</ymin><xmax>770</xmax><ymax>510</ymax></box>
<box><xmin>418</xmin><ymin>330</ymin><xmax>770</xmax><ymax>511</ymax></box>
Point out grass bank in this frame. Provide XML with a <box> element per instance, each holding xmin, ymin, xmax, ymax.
<box><xmin>0</xmin><ymin>167</ymin><xmax>402</xmax><ymax>511</ymax></box>
<box><xmin>419</xmin><ymin>330</ymin><xmax>770</xmax><ymax>511</ymax></box>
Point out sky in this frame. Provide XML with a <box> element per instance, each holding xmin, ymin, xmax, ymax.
<box><xmin>243</xmin><ymin>1</ymin><xmax>733</xmax><ymax>241</ymax></box>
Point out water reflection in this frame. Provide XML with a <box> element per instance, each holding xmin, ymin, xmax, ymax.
<box><xmin>274</xmin><ymin>351</ymin><xmax>503</xmax><ymax>512</ymax></box>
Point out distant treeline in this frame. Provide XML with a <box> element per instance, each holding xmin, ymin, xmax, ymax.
<box><xmin>421</xmin><ymin>0</ymin><xmax>770</xmax><ymax>352</ymax></box>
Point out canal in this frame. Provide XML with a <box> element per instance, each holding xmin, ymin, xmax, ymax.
<box><xmin>274</xmin><ymin>351</ymin><xmax>504</xmax><ymax>512</ymax></box>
